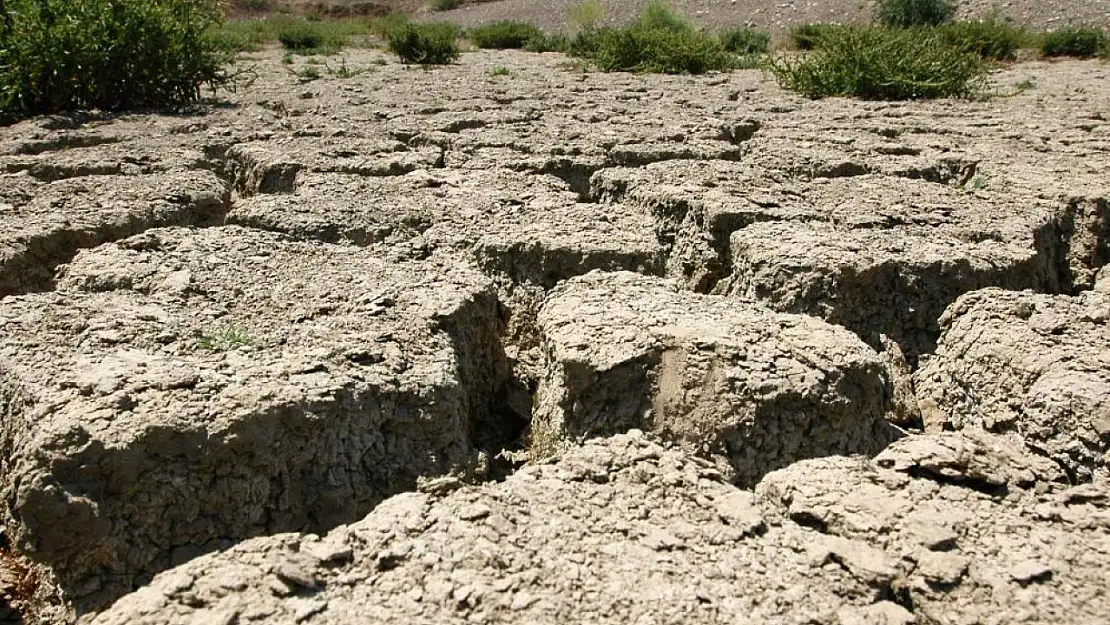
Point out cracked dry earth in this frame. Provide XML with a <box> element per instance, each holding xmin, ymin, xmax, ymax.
<box><xmin>0</xmin><ymin>47</ymin><xmax>1108</xmax><ymax>625</ymax></box>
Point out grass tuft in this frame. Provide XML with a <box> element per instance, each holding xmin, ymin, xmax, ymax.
<box><xmin>769</xmin><ymin>26</ymin><xmax>987</xmax><ymax>100</ymax></box>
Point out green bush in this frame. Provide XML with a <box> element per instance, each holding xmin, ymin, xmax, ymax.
<box><xmin>568</xmin><ymin>2</ymin><xmax>731</xmax><ymax>74</ymax></box>
<box><xmin>769</xmin><ymin>26</ymin><xmax>987</xmax><ymax>100</ymax></box>
<box><xmin>387</xmin><ymin>22</ymin><xmax>460</xmax><ymax>64</ymax></box>
<box><xmin>430</xmin><ymin>0</ymin><xmax>459</xmax><ymax>11</ymax></box>
<box><xmin>468</xmin><ymin>21</ymin><xmax>545</xmax><ymax>49</ymax></box>
<box><xmin>719</xmin><ymin>27</ymin><xmax>770</xmax><ymax>54</ymax></box>
<box><xmin>876</xmin><ymin>0</ymin><xmax>955</xmax><ymax>28</ymax></box>
<box><xmin>938</xmin><ymin>18</ymin><xmax>1025</xmax><ymax>60</ymax></box>
<box><xmin>524</xmin><ymin>32</ymin><xmax>570</xmax><ymax>52</ymax></box>
<box><xmin>790</xmin><ymin>23</ymin><xmax>847</xmax><ymax>50</ymax></box>
<box><xmin>0</xmin><ymin>0</ymin><xmax>235</xmax><ymax>124</ymax></box>
<box><xmin>1041</xmin><ymin>27</ymin><xmax>1107</xmax><ymax>58</ymax></box>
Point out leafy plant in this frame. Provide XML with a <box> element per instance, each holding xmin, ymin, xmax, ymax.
<box><xmin>488</xmin><ymin>66</ymin><xmax>512</xmax><ymax>76</ymax></box>
<box><xmin>876</xmin><ymin>0</ymin><xmax>956</xmax><ymax>28</ymax></box>
<box><xmin>790</xmin><ymin>23</ymin><xmax>847</xmax><ymax>50</ymax></box>
<box><xmin>768</xmin><ymin>26</ymin><xmax>987</xmax><ymax>100</ymax></box>
<box><xmin>0</xmin><ymin>0</ymin><xmax>236</xmax><ymax>124</ymax></box>
<box><xmin>1041</xmin><ymin>26</ymin><xmax>1107</xmax><ymax>58</ymax></box>
<box><xmin>196</xmin><ymin>326</ymin><xmax>253</xmax><ymax>351</ymax></box>
<box><xmin>468</xmin><ymin>20</ymin><xmax>545</xmax><ymax>49</ymax></box>
<box><xmin>568</xmin><ymin>2</ymin><xmax>732</xmax><ymax>74</ymax></box>
<box><xmin>719</xmin><ymin>27</ymin><xmax>771</xmax><ymax>54</ymax></box>
<box><xmin>387</xmin><ymin>22</ymin><xmax>461</xmax><ymax>64</ymax></box>
<box><xmin>524</xmin><ymin>32</ymin><xmax>570</xmax><ymax>52</ymax></box>
<box><xmin>938</xmin><ymin>18</ymin><xmax>1025</xmax><ymax>60</ymax></box>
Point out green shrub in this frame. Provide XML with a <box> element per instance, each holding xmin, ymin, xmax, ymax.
<box><xmin>0</xmin><ymin>0</ymin><xmax>235</xmax><ymax>124</ymax></box>
<box><xmin>790</xmin><ymin>23</ymin><xmax>847</xmax><ymax>50</ymax></box>
<box><xmin>1041</xmin><ymin>26</ymin><xmax>1107</xmax><ymax>58</ymax></box>
<box><xmin>769</xmin><ymin>26</ymin><xmax>987</xmax><ymax>100</ymax></box>
<box><xmin>938</xmin><ymin>18</ymin><xmax>1025</xmax><ymax>60</ymax></box>
<box><xmin>524</xmin><ymin>32</ymin><xmax>570</xmax><ymax>52</ymax></box>
<box><xmin>568</xmin><ymin>2</ymin><xmax>731</xmax><ymax>74</ymax></box>
<box><xmin>468</xmin><ymin>21</ymin><xmax>544</xmax><ymax>49</ymax></box>
<box><xmin>387</xmin><ymin>22</ymin><xmax>461</xmax><ymax>64</ymax></box>
<box><xmin>876</xmin><ymin>0</ymin><xmax>955</xmax><ymax>28</ymax></box>
<box><xmin>368</xmin><ymin>13</ymin><xmax>411</xmax><ymax>39</ymax></box>
<box><xmin>719</xmin><ymin>27</ymin><xmax>770</xmax><ymax>54</ymax></box>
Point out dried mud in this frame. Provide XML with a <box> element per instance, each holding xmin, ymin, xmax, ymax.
<box><xmin>0</xmin><ymin>48</ymin><xmax>1107</xmax><ymax>624</ymax></box>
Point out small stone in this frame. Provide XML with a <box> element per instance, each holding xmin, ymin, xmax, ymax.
<box><xmin>459</xmin><ymin>504</ymin><xmax>492</xmax><ymax>521</ymax></box>
<box><xmin>1010</xmin><ymin>560</ymin><xmax>1053</xmax><ymax>585</ymax></box>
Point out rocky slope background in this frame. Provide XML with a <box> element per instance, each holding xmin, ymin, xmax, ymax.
<box><xmin>1</xmin><ymin>2</ymin><xmax>1109</xmax><ymax>624</ymax></box>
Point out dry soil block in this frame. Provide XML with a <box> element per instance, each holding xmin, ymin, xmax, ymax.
<box><xmin>0</xmin><ymin>226</ymin><xmax>505</xmax><ymax>610</ymax></box>
<box><xmin>914</xmin><ymin>287</ymin><xmax>1110</xmax><ymax>482</ymax></box>
<box><xmin>726</xmin><ymin>221</ymin><xmax>1047</xmax><ymax>363</ymax></box>
<box><xmin>88</xmin><ymin>433</ymin><xmax>910</xmax><ymax>625</ymax></box>
<box><xmin>230</xmin><ymin>169</ymin><xmax>664</xmax><ymax>287</ymax></box>
<box><xmin>532</xmin><ymin>271</ymin><xmax>894</xmax><ymax>485</ymax></box>
<box><xmin>0</xmin><ymin>171</ymin><xmax>229</xmax><ymax>297</ymax></box>
<box><xmin>757</xmin><ymin>430</ymin><xmax>1109</xmax><ymax>625</ymax></box>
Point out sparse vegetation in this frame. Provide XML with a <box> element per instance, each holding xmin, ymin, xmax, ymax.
<box><xmin>1041</xmin><ymin>26</ymin><xmax>1108</xmax><ymax>58</ymax></box>
<box><xmin>769</xmin><ymin>26</ymin><xmax>987</xmax><ymax>100</ymax></box>
<box><xmin>488</xmin><ymin>66</ymin><xmax>512</xmax><ymax>76</ymax></box>
<box><xmin>196</xmin><ymin>326</ymin><xmax>253</xmax><ymax>351</ymax></box>
<box><xmin>468</xmin><ymin>21</ymin><xmax>545</xmax><ymax>49</ymax></box>
<box><xmin>719</xmin><ymin>27</ymin><xmax>771</xmax><ymax>55</ymax></box>
<box><xmin>568</xmin><ymin>1</ymin><xmax>732</xmax><ymax>74</ymax></box>
<box><xmin>326</xmin><ymin>58</ymin><xmax>364</xmax><ymax>78</ymax></box>
<box><xmin>939</xmin><ymin>18</ymin><xmax>1026</xmax><ymax>61</ymax></box>
<box><xmin>0</xmin><ymin>0</ymin><xmax>236</xmax><ymax>125</ymax></box>
<box><xmin>213</xmin><ymin>15</ymin><xmax>368</xmax><ymax>54</ymax></box>
<box><xmin>387</xmin><ymin>22</ymin><xmax>461</xmax><ymax>64</ymax></box>
<box><xmin>876</xmin><ymin>0</ymin><xmax>956</xmax><ymax>28</ymax></box>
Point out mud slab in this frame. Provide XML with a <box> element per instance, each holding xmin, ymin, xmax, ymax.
<box><xmin>0</xmin><ymin>226</ymin><xmax>506</xmax><ymax>610</ymax></box>
<box><xmin>91</xmin><ymin>429</ymin><xmax>1110</xmax><ymax>625</ymax></box>
<box><xmin>532</xmin><ymin>271</ymin><xmax>895</xmax><ymax>485</ymax></box>
<box><xmin>914</xmin><ymin>287</ymin><xmax>1110</xmax><ymax>483</ymax></box>
<box><xmin>0</xmin><ymin>172</ymin><xmax>229</xmax><ymax>297</ymax></box>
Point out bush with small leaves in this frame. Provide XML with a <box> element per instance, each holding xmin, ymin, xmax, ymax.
<box><xmin>0</xmin><ymin>0</ymin><xmax>235</xmax><ymax>124</ymax></box>
<box><xmin>1041</xmin><ymin>26</ymin><xmax>1107</xmax><ymax>58</ymax></box>
<box><xmin>569</xmin><ymin>2</ymin><xmax>731</xmax><ymax>74</ymax></box>
<box><xmin>719</xmin><ymin>27</ymin><xmax>770</xmax><ymax>54</ymax></box>
<box><xmin>876</xmin><ymin>0</ymin><xmax>955</xmax><ymax>28</ymax></box>
<box><xmin>387</xmin><ymin>22</ymin><xmax>461</xmax><ymax>64</ymax></box>
<box><xmin>468</xmin><ymin>21</ymin><xmax>545</xmax><ymax>49</ymax></box>
<box><xmin>524</xmin><ymin>32</ymin><xmax>570</xmax><ymax>52</ymax></box>
<box><xmin>769</xmin><ymin>26</ymin><xmax>987</xmax><ymax>100</ymax></box>
<box><xmin>938</xmin><ymin>18</ymin><xmax>1025</xmax><ymax>60</ymax></box>
<box><xmin>790</xmin><ymin>23</ymin><xmax>848</xmax><ymax>50</ymax></box>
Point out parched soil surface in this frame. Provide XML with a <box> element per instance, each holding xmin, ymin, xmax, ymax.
<box><xmin>0</xmin><ymin>45</ymin><xmax>1108</xmax><ymax>625</ymax></box>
